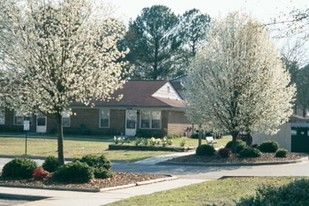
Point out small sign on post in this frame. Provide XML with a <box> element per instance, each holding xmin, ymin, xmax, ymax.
<box><xmin>24</xmin><ymin>120</ymin><xmax>30</xmax><ymax>156</ymax></box>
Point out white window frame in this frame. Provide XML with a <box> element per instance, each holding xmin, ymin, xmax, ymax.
<box><xmin>140</xmin><ymin>110</ymin><xmax>161</xmax><ymax>129</ymax></box>
<box><xmin>0</xmin><ymin>108</ymin><xmax>5</xmax><ymax>125</ymax></box>
<box><xmin>13</xmin><ymin>111</ymin><xmax>33</xmax><ymax>126</ymax></box>
<box><xmin>99</xmin><ymin>109</ymin><xmax>110</xmax><ymax>128</ymax></box>
<box><xmin>62</xmin><ymin>111</ymin><xmax>71</xmax><ymax>127</ymax></box>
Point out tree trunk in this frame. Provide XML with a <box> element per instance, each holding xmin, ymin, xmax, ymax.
<box><xmin>231</xmin><ymin>130</ymin><xmax>239</xmax><ymax>153</ymax></box>
<box><xmin>198</xmin><ymin>124</ymin><xmax>202</xmax><ymax>146</ymax></box>
<box><xmin>55</xmin><ymin>113</ymin><xmax>65</xmax><ymax>165</ymax></box>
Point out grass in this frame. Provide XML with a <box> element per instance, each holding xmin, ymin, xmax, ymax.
<box><xmin>0</xmin><ymin>134</ymin><xmax>231</xmax><ymax>162</ymax></box>
<box><xmin>0</xmin><ymin>135</ymin><xmax>171</xmax><ymax>162</ymax></box>
<box><xmin>107</xmin><ymin>176</ymin><xmax>307</xmax><ymax>206</ymax></box>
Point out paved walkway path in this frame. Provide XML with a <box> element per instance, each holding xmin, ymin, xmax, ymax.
<box><xmin>0</xmin><ymin>154</ymin><xmax>309</xmax><ymax>206</ymax></box>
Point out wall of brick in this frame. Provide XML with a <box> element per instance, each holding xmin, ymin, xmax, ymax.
<box><xmin>167</xmin><ymin>111</ymin><xmax>192</xmax><ymax>136</ymax></box>
<box><xmin>0</xmin><ymin>108</ymin><xmax>36</xmax><ymax>133</ymax></box>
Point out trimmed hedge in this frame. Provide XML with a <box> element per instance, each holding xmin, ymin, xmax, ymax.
<box><xmin>239</xmin><ymin>147</ymin><xmax>261</xmax><ymax>158</ymax></box>
<box><xmin>257</xmin><ymin>141</ymin><xmax>279</xmax><ymax>153</ymax></box>
<box><xmin>52</xmin><ymin>161</ymin><xmax>94</xmax><ymax>183</ymax></box>
<box><xmin>2</xmin><ymin>158</ymin><xmax>38</xmax><ymax>179</ymax></box>
<box><xmin>275</xmin><ymin>148</ymin><xmax>288</xmax><ymax>158</ymax></box>
<box><xmin>196</xmin><ymin>144</ymin><xmax>216</xmax><ymax>156</ymax></box>
<box><xmin>42</xmin><ymin>156</ymin><xmax>61</xmax><ymax>172</ymax></box>
<box><xmin>76</xmin><ymin>154</ymin><xmax>112</xmax><ymax>179</ymax></box>
<box><xmin>225</xmin><ymin>140</ymin><xmax>247</xmax><ymax>153</ymax></box>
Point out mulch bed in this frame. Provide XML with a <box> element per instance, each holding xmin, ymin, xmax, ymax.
<box><xmin>0</xmin><ymin>172</ymin><xmax>168</xmax><ymax>191</ymax></box>
<box><xmin>164</xmin><ymin>153</ymin><xmax>309</xmax><ymax>164</ymax></box>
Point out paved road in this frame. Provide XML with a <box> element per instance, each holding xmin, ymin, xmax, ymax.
<box><xmin>2</xmin><ymin>156</ymin><xmax>309</xmax><ymax>178</ymax></box>
<box><xmin>1</xmin><ymin>156</ymin><xmax>309</xmax><ymax>206</ymax></box>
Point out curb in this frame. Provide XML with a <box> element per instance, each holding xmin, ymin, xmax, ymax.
<box><xmin>0</xmin><ymin>175</ymin><xmax>177</xmax><ymax>193</ymax></box>
<box><xmin>157</xmin><ymin>157</ymin><xmax>309</xmax><ymax>167</ymax></box>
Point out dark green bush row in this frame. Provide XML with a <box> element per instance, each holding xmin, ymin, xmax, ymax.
<box><xmin>237</xmin><ymin>179</ymin><xmax>309</xmax><ymax>205</ymax></box>
<box><xmin>2</xmin><ymin>154</ymin><xmax>113</xmax><ymax>183</ymax></box>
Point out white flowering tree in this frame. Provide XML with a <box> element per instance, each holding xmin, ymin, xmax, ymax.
<box><xmin>185</xmin><ymin>13</ymin><xmax>296</xmax><ymax>148</ymax></box>
<box><xmin>0</xmin><ymin>0</ymin><xmax>127</xmax><ymax>164</ymax></box>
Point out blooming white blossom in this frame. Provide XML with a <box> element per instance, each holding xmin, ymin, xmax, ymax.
<box><xmin>0</xmin><ymin>0</ymin><xmax>128</xmax><ymax>163</ymax></box>
<box><xmin>185</xmin><ymin>12</ymin><xmax>296</xmax><ymax>141</ymax></box>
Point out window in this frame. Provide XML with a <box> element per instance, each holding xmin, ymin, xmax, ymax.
<box><xmin>151</xmin><ymin>111</ymin><xmax>161</xmax><ymax>129</ymax></box>
<box><xmin>14</xmin><ymin>111</ymin><xmax>32</xmax><ymax>126</ymax></box>
<box><xmin>100</xmin><ymin>109</ymin><xmax>110</xmax><ymax>128</ymax></box>
<box><xmin>140</xmin><ymin>111</ymin><xmax>161</xmax><ymax>129</ymax></box>
<box><xmin>62</xmin><ymin>111</ymin><xmax>71</xmax><ymax>127</ymax></box>
<box><xmin>0</xmin><ymin>108</ymin><xmax>5</xmax><ymax>125</ymax></box>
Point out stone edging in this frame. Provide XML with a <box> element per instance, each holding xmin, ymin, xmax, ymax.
<box><xmin>158</xmin><ymin>157</ymin><xmax>309</xmax><ymax>167</ymax></box>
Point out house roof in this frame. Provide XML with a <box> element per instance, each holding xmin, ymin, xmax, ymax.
<box><xmin>71</xmin><ymin>80</ymin><xmax>186</xmax><ymax>109</ymax></box>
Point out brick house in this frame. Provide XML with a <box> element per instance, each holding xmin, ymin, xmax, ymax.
<box><xmin>0</xmin><ymin>80</ymin><xmax>192</xmax><ymax>137</ymax></box>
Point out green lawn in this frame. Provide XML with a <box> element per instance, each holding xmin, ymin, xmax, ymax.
<box><xmin>0</xmin><ymin>135</ymin><xmax>171</xmax><ymax>161</ymax></box>
<box><xmin>107</xmin><ymin>177</ymin><xmax>306</xmax><ymax>206</ymax></box>
<box><xmin>0</xmin><ymin>134</ymin><xmax>231</xmax><ymax>161</ymax></box>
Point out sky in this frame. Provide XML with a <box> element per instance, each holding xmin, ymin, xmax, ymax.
<box><xmin>107</xmin><ymin>0</ymin><xmax>309</xmax><ymax>65</ymax></box>
<box><xmin>109</xmin><ymin>0</ymin><xmax>308</xmax><ymax>24</ymax></box>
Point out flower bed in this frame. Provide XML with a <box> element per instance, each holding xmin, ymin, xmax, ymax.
<box><xmin>108</xmin><ymin>144</ymin><xmax>192</xmax><ymax>152</ymax></box>
<box><xmin>109</xmin><ymin>136</ymin><xmax>192</xmax><ymax>152</ymax></box>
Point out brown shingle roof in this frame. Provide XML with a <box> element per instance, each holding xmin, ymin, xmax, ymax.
<box><xmin>72</xmin><ymin>80</ymin><xmax>186</xmax><ymax>109</ymax></box>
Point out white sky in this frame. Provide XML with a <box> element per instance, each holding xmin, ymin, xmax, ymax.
<box><xmin>107</xmin><ymin>0</ymin><xmax>308</xmax><ymax>65</ymax></box>
<box><xmin>109</xmin><ymin>0</ymin><xmax>308</xmax><ymax>24</ymax></box>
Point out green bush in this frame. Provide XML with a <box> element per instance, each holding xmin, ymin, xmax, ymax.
<box><xmin>196</xmin><ymin>144</ymin><xmax>216</xmax><ymax>156</ymax></box>
<box><xmin>239</xmin><ymin>147</ymin><xmax>261</xmax><ymax>158</ymax></box>
<box><xmin>225</xmin><ymin>140</ymin><xmax>247</xmax><ymax>153</ymax></box>
<box><xmin>236</xmin><ymin>179</ymin><xmax>309</xmax><ymax>206</ymax></box>
<box><xmin>52</xmin><ymin>161</ymin><xmax>94</xmax><ymax>183</ymax></box>
<box><xmin>275</xmin><ymin>148</ymin><xmax>288</xmax><ymax>158</ymax></box>
<box><xmin>257</xmin><ymin>141</ymin><xmax>279</xmax><ymax>153</ymax></box>
<box><xmin>2</xmin><ymin>158</ymin><xmax>38</xmax><ymax>179</ymax></box>
<box><xmin>42</xmin><ymin>156</ymin><xmax>61</xmax><ymax>172</ymax></box>
<box><xmin>167</xmin><ymin>133</ymin><xmax>180</xmax><ymax>139</ymax></box>
<box><xmin>76</xmin><ymin>154</ymin><xmax>112</xmax><ymax>179</ymax></box>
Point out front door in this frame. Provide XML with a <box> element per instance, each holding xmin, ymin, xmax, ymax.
<box><xmin>36</xmin><ymin>114</ymin><xmax>47</xmax><ymax>133</ymax></box>
<box><xmin>125</xmin><ymin>110</ymin><xmax>137</xmax><ymax>136</ymax></box>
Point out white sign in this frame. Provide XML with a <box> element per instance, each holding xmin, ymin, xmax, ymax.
<box><xmin>23</xmin><ymin>120</ymin><xmax>30</xmax><ymax>131</ymax></box>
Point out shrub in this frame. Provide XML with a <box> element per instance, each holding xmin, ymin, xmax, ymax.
<box><xmin>225</xmin><ymin>140</ymin><xmax>247</xmax><ymax>153</ymax></box>
<box><xmin>52</xmin><ymin>161</ymin><xmax>93</xmax><ymax>183</ymax></box>
<box><xmin>196</xmin><ymin>144</ymin><xmax>216</xmax><ymax>156</ymax></box>
<box><xmin>218</xmin><ymin>148</ymin><xmax>232</xmax><ymax>158</ymax></box>
<box><xmin>275</xmin><ymin>148</ymin><xmax>288</xmax><ymax>158</ymax></box>
<box><xmin>32</xmin><ymin>167</ymin><xmax>50</xmax><ymax>180</ymax></box>
<box><xmin>257</xmin><ymin>141</ymin><xmax>279</xmax><ymax>153</ymax></box>
<box><xmin>42</xmin><ymin>156</ymin><xmax>61</xmax><ymax>172</ymax></box>
<box><xmin>239</xmin><ymin>147</ymin><xmax>261</xmax><ymax>158</ymax></box>
<box><xmin>236</xmin><ymin>179</ymin><xmax>309</xmax><ymax>206</ymax></box>
<box><xmin>180</xmin><ymin>137</ymin><xmax>186</xmax><ymax>147</ymax></box>
<box><xmin>167</xmin><ymin>133</ymin><xmax>180</xmax><ymax>139</ymax></box>
<box><xmin>2</xmin><ymin>158</ymin><xmax>38</xmax><ymax>179</ymax></box>
<box><xmin>76</xmin><ymin>154</ymin><xmax>112</xmax><ymax>179</ymax></box>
